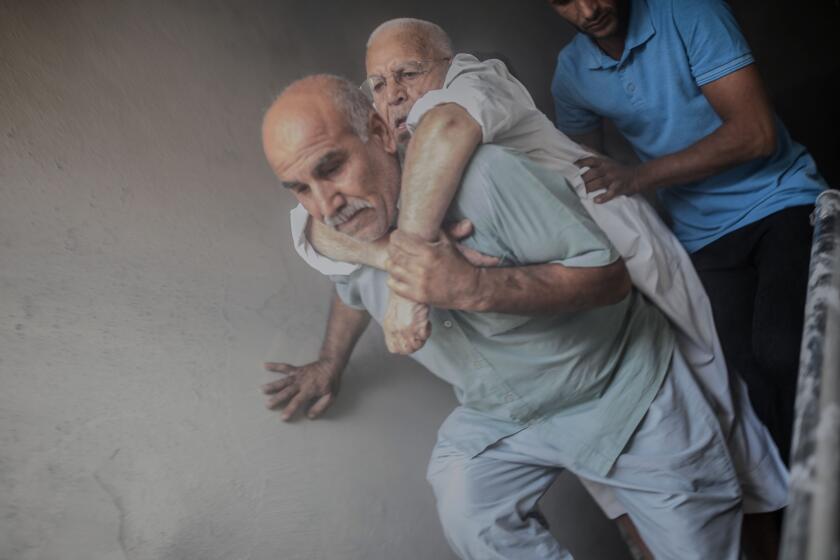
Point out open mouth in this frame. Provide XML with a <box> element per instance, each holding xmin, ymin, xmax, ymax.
<box><xmin>394</xmin><ymin>116</ymin><xmax>408</xmax><ymax>131</ymax></box>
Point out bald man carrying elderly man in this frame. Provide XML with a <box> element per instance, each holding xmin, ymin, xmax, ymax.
<box><xmin>260</xmin><ymin>18</ymin><xmax>788</xmax><ymax>560</ymax></box>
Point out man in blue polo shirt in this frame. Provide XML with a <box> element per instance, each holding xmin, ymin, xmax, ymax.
<box><xmin>549</xmin><ymin>0</ymin><xmax>828</xmax><ymax>463</ymax></box>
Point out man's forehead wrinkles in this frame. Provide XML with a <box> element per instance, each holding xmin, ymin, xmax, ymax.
<box><xmin>316</xmin><ymin>150</ymin><xmax>346</xmax><ymax>167</ymax></box>
<box><xmin>268</xmin><ymin>100</ymin><xmax>346</xmax><ymax>178</ymax></box>
<box><xmin>368</xmin><ymin>53</ymin><xmax>425</xmax><ymax>74</ymax></box>
<box><xmin>275</xmin><ymin>137</ymin><xmax>346</xmax><ymax>184</ymax></box>
<box><xmin>366</xmin><ymin>36</ymin><xmax>427</xmax><ymax>74</ymax></box>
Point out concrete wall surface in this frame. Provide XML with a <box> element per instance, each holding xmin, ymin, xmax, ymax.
<box><xmin>0</xmin><ymin>1</ymin><xmax>631</xmax><ymax>559</ymax></box>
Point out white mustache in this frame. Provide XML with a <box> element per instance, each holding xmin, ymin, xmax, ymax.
<box><xmin>323</xmin><ymin>198</ymin><xmax>373</xmax><ymax>229</ymax></box>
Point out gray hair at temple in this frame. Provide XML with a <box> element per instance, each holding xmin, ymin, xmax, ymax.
<box><xmin>367</xmin><ymin>18</ymin><xmax>454</xmax><ymax>59</ymax></box>
<box><xmin>277</xmin><ymin>74</ymin><xmax>374</xmax><ymax>142</ymax></box>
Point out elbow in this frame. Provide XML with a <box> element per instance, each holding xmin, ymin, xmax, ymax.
<box><xmin>733</xmin><ymin>116</ymin><xmax>777</xmax><ymax>160</ymax></box>
<box><xmin>752</xmin><ymin>119</ymin><xmax>777</xmax><ymax>158</ymax></box>
<box><xmin>422</xmin><ymin>104</ymin><xmax>482</xmax><ymax>146</ymax></box>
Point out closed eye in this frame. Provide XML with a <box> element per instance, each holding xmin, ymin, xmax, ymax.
<box><xmin>314</xmin><ymin>151</ymin><xmax>347</xmax><ymax>180</ymax></box>
<box><xmin>399</xmin><ymin>70</ymin><xmax>421</xmax><ymax>81</ymax></box>
<box><xmin>320</xmin><ymin>161</ymin><xmax>343</xmax><ymax>178</ymax></box>
<box><xmin>282</xmin><ymin>181</ymin><xmax>309</xmax><ymax>195</ymax></box>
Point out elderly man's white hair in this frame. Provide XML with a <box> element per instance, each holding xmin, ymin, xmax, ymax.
<box><xmin>367</xmin><ymin>18</ymin><xmax>454</xmax><ymax>59</ymax></box>
<box><xmin>277</xmin><ymin>74</ymin><xmax>374</xmax><ymax>142</ymax></box>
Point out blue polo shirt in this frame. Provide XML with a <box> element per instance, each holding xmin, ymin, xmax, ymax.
<box><xmin>551</xmin><ymin>0</ymin><xmax>826</xmax><ymax>252</ymax></box>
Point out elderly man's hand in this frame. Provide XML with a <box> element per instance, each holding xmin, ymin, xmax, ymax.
<box><xmin>386</xmin><ymin>229</ymin><xmax>489</xmax><ymax>310</ymax></box>
<box><xmin>262</xmin><ymin>360</ymin><xmax>341</xmax><ymax>420</ymax></box>
<box><xmin>576</xmin><ymin>155</ymin><xmax>642</xmax><ymax>204</ymax></box>
<box><xmin>381</xmin><ymin>220</ymin><xmax>498</xmax><ymax>355</ymax></box>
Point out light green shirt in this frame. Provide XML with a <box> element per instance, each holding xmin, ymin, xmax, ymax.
<box><xmin>334</xmin><ymin>145</ymin><xmax>674</xmax><ymax>475</ymax></box>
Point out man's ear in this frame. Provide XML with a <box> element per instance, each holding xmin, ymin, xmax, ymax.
<box><xmin>367</xmin><ymin>112</ymin><xmax>398</xmax><ymax>154</ymax></box>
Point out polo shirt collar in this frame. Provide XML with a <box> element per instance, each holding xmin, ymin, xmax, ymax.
<box><xmin>585</xmin><ymin>0</ymin><xmax>655</xmax><ymax>69</ymax></box>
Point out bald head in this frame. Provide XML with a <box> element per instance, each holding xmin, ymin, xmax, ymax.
<box><xmin>263</xmin><ymin>74</ymin><xmax>373</xmax><ymax>148</ymax></box>
<box><xmin>367</xmin><ymin>18</ymin><xmax>453</xmax><ymax>61</ymax></box>
<box><xmin>262</xmin><ymin>75</ymin><xmax>401</xmax><ymax>243</ymax></box>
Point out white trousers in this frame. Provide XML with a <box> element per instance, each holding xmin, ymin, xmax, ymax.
<box><xmin>426</xmin><ymin>348</ymin><xmax>754</xmax><ymax>560</ymax></box>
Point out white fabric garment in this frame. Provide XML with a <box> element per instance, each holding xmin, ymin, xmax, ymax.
<box><xmin>288</xmin><ymin>53</ymin><xmax>787</xmax><ymax>515</ymax></box>
<box><xmin>427</xmin><ymin>347</ymin><xmax>783</xmax><ymax>560</ymax></box>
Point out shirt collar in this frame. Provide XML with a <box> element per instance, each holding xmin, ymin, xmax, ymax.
<box><xmin>585</xmin><ymin>0</ymin><xmax>655</xmax><ymax>70</ymax></box>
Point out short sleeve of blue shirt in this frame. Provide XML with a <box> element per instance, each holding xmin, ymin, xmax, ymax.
<box><xmin>673</xmin><ymin>0</ymin><xmax>754</xmax><ymax>86</ymax></box>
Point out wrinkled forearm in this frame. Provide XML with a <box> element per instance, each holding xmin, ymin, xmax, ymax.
<box><xmin>399</xmin><ymin>104</ymin><xmax>482</xmax><ymax>241</ymax></box>
<box><xmin>461</xmin><ymin>259</ymin><xmax>632</xmax><ymax>314</ymax></box>
<box><xmin>308</xmin><ymin>218</ymin><xmax>388</xmax><ymax>270</ymax></box>
<box><xmin>318</xmin><ymin>290</ymin><xmax>371</xmax><ymax>373</ymax></box>
<box><xmin>634</xmin><ymin>117</ymin><xmax>775</xmax><ymax>193</ymax></box>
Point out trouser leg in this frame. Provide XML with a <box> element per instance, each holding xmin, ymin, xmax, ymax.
<box><xmin>426</xmin><ymin>436</ymin><xmax>572</xmax><ymax>560</ymax></box>
<box><xmin>691</xmin><ymin>225</ymin><xmax>783</xmax><ymax>460</ymax></box>
<box><xmin>691</xmin><ymin>205</ymin><xmax>814</xmax><ymax>463</ymax></box>
<box><xmin>577</xmin><ymin>348</ymin><xmax>744</xmax><ymax>560</ymax></box>
<box><xmin>751</xmin><ymin>205</ymin><xmax>813</xmax><ymax>462</ymax></box>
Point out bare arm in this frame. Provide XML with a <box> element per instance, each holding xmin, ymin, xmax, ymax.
<box><xmin>380</xmin><ymin>105</ymin><xmax>481</xmax><ymax>354</ymax></box>
<box><xmin>398</xmin><ymin>103</ymin><xmax>483</xmax><ymax>240</ymax></box>
<box><xmin>468</xmin><ymin>260</ymin><xmax>630</xmax><ymax>314</ymax></box>
<box><xmin>387</xmin><ymin>230</ymin><xmax>631</xmax><ymax>315</ymax></box>
<box><xmin>396</xmin><ymin>104</ymin><xmax>632</xmax><ymax>314</ymax></box>
<box><xmin>317</xmin><ymin>290</ymin><xmax>371</xmax><ymax>370</ymax></box>
<box><xmin>262</xmin><ymin>289</ymin><xmax>370</xmax><ymax>420</ymax></box>
<box><xmin>308</xmin><ymin>218</ymin><xmax>388</xmax><ymax>269</ymax></box>
<box><xmin>637</xmin><ymin>65</ymin><xmax>775</xmax><ymax>189</ymax></box>
<box><xmin>579</xmin><ymin>65</ymin><xmax>777</xmax><ymax>203</ymax></box>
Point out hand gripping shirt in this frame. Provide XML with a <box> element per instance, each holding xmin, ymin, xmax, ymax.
<box><xmin>333</xmin><ymin>145</ymin><xmax>674</xmax><ymax>476</ymax></box>
<box><xmin>551</xmin><ymin>0</ymin><xmax>826</xmax><ymax>252</ymax></box>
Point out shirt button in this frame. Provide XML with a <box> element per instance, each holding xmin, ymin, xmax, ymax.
<box><xmin>443</xmin><ymin>320</ymin><xmax>453</xmax><ymax>328</ymax></box>
<box><xmin>504</xmin><ymin>393</ymin><xmax>516</xmax><ymax>403</ymax></box>
<box><xmin>626</xmin><ymin>82</ymin><xmax>636</xmax><ymax>93</ymax></box>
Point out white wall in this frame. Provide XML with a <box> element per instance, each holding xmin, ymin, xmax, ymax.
<box><xmin>0</xmin><ymin>1</ymin><xmax>630</xmax><ymax>558</ymax></box>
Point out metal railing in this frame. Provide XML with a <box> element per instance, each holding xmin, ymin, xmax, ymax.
<box><xmin>780</xmin><ymin>189</ymin><xmax>840</xmax><ymax>560</ymax></box>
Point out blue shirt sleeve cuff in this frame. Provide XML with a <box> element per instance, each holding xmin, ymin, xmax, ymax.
<box><xmin>695</xmin><ymin>52</ymin><xmax>754</xmax><ymax>87</ymax></box>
